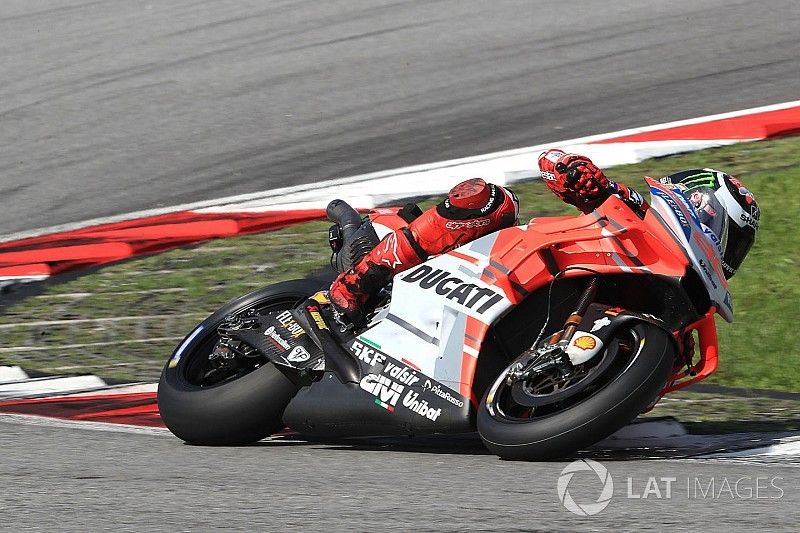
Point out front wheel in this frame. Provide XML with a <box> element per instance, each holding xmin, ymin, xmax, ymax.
<box><xmin>157</xmin><ymin>279</ymin><xmax>325</xmax><ymax>445</ymax></box>
<box><xmin>477</xmin><ymin>322</ymin><xmax>675</xmax><ymax>460</ymax></box>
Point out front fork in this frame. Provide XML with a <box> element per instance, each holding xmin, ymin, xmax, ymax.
<box><xmin>510</xmin><ymin>278</ymin><xmax>721</xmax><ymax>404</ymax></box>
<box><xmin>552</xmin><ymin>277</ymin><xmax>721</xmax><ymax>395</ymax></box>
<box><xmin>545</xmin><ymin>278</ymin><xmax>721</xmax><ymax>408</ymax></box>
<box><xmin>507</xmin><ymin>277</ymin><xmax>600</xmax><ymax>383</ymax></box>
<box><xmin>546</xmin><ymin>276</ymin><xmax>599</xmax><ymax>347</ymax></box>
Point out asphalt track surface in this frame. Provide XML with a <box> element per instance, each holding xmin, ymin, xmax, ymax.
<box><xmin>2</xmin><ymin>417</ymin><xmax>799</xmax><ymax>532</ymax></box>
<box><xmin>3</xmin><ymin>1</ymin><xmax>800</xmax><ymax>530</ymax></box>
<box><xmin>2</xmin><ymin>0</ymin><xmax>800</xmax><ymax>236</ymax></box>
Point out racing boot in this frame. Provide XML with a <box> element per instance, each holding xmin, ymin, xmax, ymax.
<box><xmin>329</xmin><ymin>178</ymin><xmax>519</xmax><ymax>325</ymax></box>
<box><xmin>329</xmin><ymin>226</ymin><xmax>425</xmax><ymax>326</ymax></box>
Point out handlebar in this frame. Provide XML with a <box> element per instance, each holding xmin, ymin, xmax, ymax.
<box><xmin>326</xmin><ymin>199</ymin><xmax>363</xmax><ymax>240</ymax></box>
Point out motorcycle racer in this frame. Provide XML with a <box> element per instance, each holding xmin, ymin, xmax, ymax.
<box><xmin>329</xmin><ymin>178</ymin><xmax>519</xmax><ymax>323</ymax></box>
<box><xmin>537</xmin><ymin>149</ymin><xmax>759</xmax><ymax>279</ymax></box>
<box><xmin>329</xmin><ymin>150</ymin><xmax>759</xmax><ymax>323</ymax></box>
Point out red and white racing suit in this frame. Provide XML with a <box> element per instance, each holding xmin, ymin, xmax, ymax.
<box><xmin>329</xmin><ymin>178</ymin><xmax>519</xmax><ymax>317</ymax></box>
<box><xmin>329</xmin><ymin>150</ymin><xmax>645</xmax><ymax>320</ymax></box>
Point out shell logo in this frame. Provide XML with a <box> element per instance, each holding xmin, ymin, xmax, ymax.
<box><xmin>573</xmin><ymin>336</ymin><xmax>597</xmax><ymax>350</ymax></box>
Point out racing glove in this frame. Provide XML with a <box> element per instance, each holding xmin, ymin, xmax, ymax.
<box><xmin>538</xmin><ymin>149</ymin><xmax>646</xmax><ymax>215</ymax></box>
<box><xmin>538</xmin><ymin>150</ymin><xmax>610</xmax><ymax>212</ymax></box>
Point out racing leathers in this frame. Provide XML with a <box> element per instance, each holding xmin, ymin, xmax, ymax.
<box><xmin>329</xmin><ymin>178</ymin><xmax>519</xmax><ymax>322</ymax></box>
<box><xmin>328</xmin><ymin>151</ymin><xmax>644</xmax><ymax>323</ymax></box>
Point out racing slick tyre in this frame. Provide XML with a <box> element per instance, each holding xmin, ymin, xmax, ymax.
<box><xmin>158</xmin><ymin>279</ymin><xmax>325</xmax><ymax>445</ymax></box>
<box><xmin>477</xmin><ymin>322</ymin><xmax>675</xmax><ymax>460</ymax></box>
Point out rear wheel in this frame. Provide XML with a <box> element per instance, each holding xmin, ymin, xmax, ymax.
<box><xmin>157</xmin><ymin>279</ymin><xmax>325</xmax><ymax>445</ymax></box>
<box><xmin>477</xmin><ymin>322</ymin><xmax>675</xmax><ymax>460</ymax></box>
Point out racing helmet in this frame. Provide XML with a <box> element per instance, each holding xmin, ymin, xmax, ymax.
<box><xmin>662</xmin><ymin>169</ymin><xmax>759</xmax><ymax>279</ymax></box>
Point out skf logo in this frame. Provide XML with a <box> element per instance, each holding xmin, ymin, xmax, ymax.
<box><xmin>350</xmin><ymin>340</ymin><xmax>387</xmax><ymax>367</ymax></box>
<box><xmin>400</xmin><ymin>265</ymin><xmax>504</xmax><ymax>314</ymax></box>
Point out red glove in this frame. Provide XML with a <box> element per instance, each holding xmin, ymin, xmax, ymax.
<box><xmin>538</xmin><ymin>149</ymin><xmax>611</xmax><ymax>211</ymax></box>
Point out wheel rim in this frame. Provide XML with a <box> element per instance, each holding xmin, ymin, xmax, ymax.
<box><xmin>178</xmin><ymin>295</ymin><xmax>306</xmax><ymax>388</ymax></box>
<box><xmin>486</xmin><ymin>325</ymin><xmax>645</xmax><ymax>422</ymax></box>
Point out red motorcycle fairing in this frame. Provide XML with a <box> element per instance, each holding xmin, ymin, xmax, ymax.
<box><xmin>367</xmin><ymin>195</ymin><xmax>717</xmax><ymax>401</ymax></box>
<box><xmin>281</xmin><ymin>196</ymin><xmax>721</xmax><ymax>437</ymax></box>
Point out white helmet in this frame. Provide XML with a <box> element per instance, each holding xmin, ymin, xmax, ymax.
<box><xmin>662</xmin><ymin>169</ymin><xmax>759</xmax><ymax>279</ymax></box>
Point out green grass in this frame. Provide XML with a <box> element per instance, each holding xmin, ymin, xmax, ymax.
<box><xmin>0</xmin><ymin>224</ymin><xmax>332</xmax><ymax>381</ymax></box>
<box><xmin>602</xmin><ymin>138</ymin><xmax>800</xmax><ymax>391</ymax></box>
<box><xmin>644</xmin><ymin>390</ymin><xmax>800</xmax><ymax>433</ymax></box>
<box><xmin>1</xmin><ymin>137</ymin><xmax>798</xmax><ymax>391</ymax></box>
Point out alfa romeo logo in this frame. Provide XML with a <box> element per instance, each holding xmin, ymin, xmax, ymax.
<box><xmin>557</xmin><ymin>459</ymin><xmax>614</xmax><ymax>516</ymax></box>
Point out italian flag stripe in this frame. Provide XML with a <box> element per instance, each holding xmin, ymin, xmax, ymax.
<box><xmin>360</xmin><ymin>337</ymin><xmax>382</xmax><ymax>350</ymax></box>
<box><xmin>374</xmin><ymin>398</ymin><xmax>394</xmax><ymax>412</ymax></box>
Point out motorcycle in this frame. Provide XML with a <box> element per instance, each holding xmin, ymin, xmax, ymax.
<box><xmin>157</xmin><ymin>178</ymin><xmax>729</xmax><ymax>459</ymax></box>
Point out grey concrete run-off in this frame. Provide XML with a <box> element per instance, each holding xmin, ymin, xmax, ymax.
<box><xmin>1</xmin><ymin>0</ymin><xmax>799</xmax><ymax>236</ymax></box>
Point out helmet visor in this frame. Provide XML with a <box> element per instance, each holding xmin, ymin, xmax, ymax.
<box><xmin>685</xmin><ymin>187</ymin><xmax>729</xmax><ymax>254</ymax></box>
<box><xmin>722</xmin><ymin>221</ymin><xmax>756</xmax><ymax>278</ymax></box>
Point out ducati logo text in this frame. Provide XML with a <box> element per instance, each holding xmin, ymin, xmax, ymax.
<box><xmin>401</xmin><ymin>265</ymin><xmax>504</xmax><ymax>313</ymax></box>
